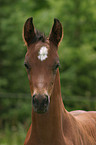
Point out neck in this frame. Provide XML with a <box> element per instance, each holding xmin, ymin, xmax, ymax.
<box><xmin>31</xmin><ymin>70</ymin><xmax>67</xmax><ymax>144</ymax></box>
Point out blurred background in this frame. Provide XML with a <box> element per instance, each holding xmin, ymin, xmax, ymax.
<box><xmin>0</xmin><ymin>0</ymin><xmax>96</xmax><ymax>144</ymax></box>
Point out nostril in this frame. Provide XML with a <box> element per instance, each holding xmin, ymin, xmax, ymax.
<box><xmin>45</xmin><ymin>94</ymin><xmax>48</xmax><ymax>99</ymax></box>
<box><xmin>32</xmin><ymin>94</ymin><xmax>36</xmax><ymax>104</ymax></box>
<box><xmin>43</xmin><ymin>95</ymin><xmax>48</xmax><ymax>105</ymax></box>
<box><xmin>32</xmin><ymin>95</ymin><xmax>39</xmax><ymax>107</ymax></box>
<box><xmin>33</xmin><ymin>94</ymin><xmax>36</xmax><ymax>99</ymax></box>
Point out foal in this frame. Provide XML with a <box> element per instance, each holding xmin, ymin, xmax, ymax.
<box><xmin>23</xmin><ymin>18</ymin><xmax>96</xmax><ymax>145</ymax></box>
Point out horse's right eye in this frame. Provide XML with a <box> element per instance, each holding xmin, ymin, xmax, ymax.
<box><xmin>24</xmin><ymin>62</ymin><xmax>29</xmax><ymax>70</ymax></box>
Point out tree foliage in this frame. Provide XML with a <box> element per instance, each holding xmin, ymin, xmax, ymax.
<box><xmin>0</xmin><ymin>0</ymin><xmax>96</xmax><ymax>129</ymax></box>
<box><xmin>0</xmin><ymin>0</ymin><xmax>96</xmax><ymax>97</ymax></box>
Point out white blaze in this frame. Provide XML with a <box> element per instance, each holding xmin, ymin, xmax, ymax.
<box><xmin>38</xmin><ymin>46</ymin><xmax>48</xmax><ymax>61</ymax></box>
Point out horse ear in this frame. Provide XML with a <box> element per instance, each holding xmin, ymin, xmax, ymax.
<box><xmin>23</xmin><ymin>17</ymin><xmax>36</xmax><ymax>46</ymax></box>
<box><xmin>49</xmin><ymin>18</ymin><xmax>63</xmax><ymax>47</ymax></box>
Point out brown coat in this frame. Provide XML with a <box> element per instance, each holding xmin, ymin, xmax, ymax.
<box><xmin>23</xmin><ymin>18</ymin><xmax>96</xmax><ymax>145</ymax></box>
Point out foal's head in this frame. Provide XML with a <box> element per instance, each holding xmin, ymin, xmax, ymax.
<box><xmin>23</xmin><ymin>18</ymin><xmax>63</xmax><ymax>114</ymax></box>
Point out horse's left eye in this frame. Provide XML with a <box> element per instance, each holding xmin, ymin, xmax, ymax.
<box><xmin>53</xmin><ymin>62</ymin><xmax>60</xmax><ymax>72</ymax></box>
<box><xmin>55</xmin><ymin>63</ymin><xmax>60</xmax><ymax>69</ymax></box>
<box><xmin>24</xmin><ymin>62</ymin><xmax>29</xmax><ymax>70</ymax></box>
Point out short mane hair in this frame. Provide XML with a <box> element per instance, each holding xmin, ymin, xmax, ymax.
<box><xmin>33</xmin><ymin>30</ymin><xmax>47</xmax><ymax>43</ymax></box>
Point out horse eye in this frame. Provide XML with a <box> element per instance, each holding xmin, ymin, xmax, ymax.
<box><xmin>24</xmin><ymin>62</ymin><xmax>29</xmax><ymax>69</ymax></box>
<box><xmin>53</xmin><ymin>62</ymin><xmax>60</xmax><ymax>72</ymax></box>
<box><xmin>56</xmin><ymin>63</ymin><xmax>60</xmax><ymax>69</ymax></box>
<box><xmin>55</xmin><ymin>63</ymin><xmax>60</xmax><ymax>69</ymax></box>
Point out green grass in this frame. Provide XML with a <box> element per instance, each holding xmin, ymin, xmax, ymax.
<box><xmin>0</xmin><ymin>123</ymin><xmax>26</xmax><ymax>145</ymax></box>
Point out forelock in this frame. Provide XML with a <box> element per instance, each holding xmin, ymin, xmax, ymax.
<box><xmin>32</xmin><ymin>30</ymin><xmax>46</xmax><ymax>43</ymax></box>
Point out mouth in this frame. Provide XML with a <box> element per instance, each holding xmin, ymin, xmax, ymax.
<box><xmin>33</xmin><ymin>105</ymin><xmax>49</xmax><ymax>114</ymax></box>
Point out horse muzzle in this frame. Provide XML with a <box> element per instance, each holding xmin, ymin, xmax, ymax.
<box><xmin>32</xmin><ymin>94</ymin><xmax>50</xmax><ymax>114</ymax></box>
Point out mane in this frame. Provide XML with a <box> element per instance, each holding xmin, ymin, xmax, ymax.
<box><xmin>34</xmin><ymin>30</ymin><xmax>47</xmax><ymax>43</ymax></box>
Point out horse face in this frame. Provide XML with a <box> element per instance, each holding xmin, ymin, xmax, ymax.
<box><xmin>23</xmin><ymin>18</ymin><xmax>63</xmax><ymax>113</ymax></box>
